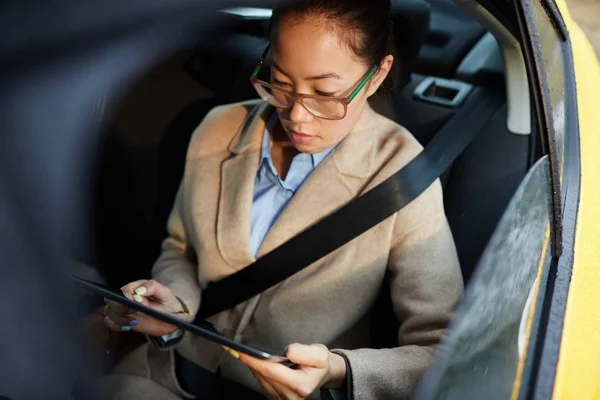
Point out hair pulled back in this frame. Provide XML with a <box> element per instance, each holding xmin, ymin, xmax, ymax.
<box><xmin>269</xmin><ymin>0</ymin><xmax>397</xmax><ymax>92</ymax></box>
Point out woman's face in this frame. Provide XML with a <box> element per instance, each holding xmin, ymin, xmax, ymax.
<box><xmin>270</xmin><ymin>16</ymin><xmax>393</xmax><ymax>154</ymax></box>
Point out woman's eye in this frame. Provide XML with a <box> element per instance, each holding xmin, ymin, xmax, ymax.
<box><xmin>272</xmin><ymin>79</ymin><xmax>291</xmax><ymax>88</ymax></box>
<box><xmin>316</xmin><ymin>90</ymin><xmax>337</xmax><ymax>97</ymax></box>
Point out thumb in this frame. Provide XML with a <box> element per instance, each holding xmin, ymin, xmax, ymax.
<box><xmin>286</xmin><ymin>343</ymin><xmax>330</xmax><ymax>369</ymax></box>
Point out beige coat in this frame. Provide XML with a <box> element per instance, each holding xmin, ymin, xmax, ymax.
<box><xmin>101</xmin><ymin>99</ymin><xmax>463</xmax><ymax>400</ymax></box>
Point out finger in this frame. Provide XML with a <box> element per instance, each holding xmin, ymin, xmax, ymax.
<box><xmin>120</xmin><ymin>279</ymin><xmax>150</xmax><ymax>299</ymax></box>
<box><xmin>139</xmin><ymin>280</ymin><xmax>174</xmax><ymax>302</ymax></box>
<box><xmin>104</xmin><ymin>305</ymin><xmax>134</xmax><ymax>326</ymax></box>
<box><xmin>238</xmin><ymin>353</ymin><xmax>303</xmax><ymax>387</ymax></box>
<box><xmin>259</xmin><ymin>375</ymin><xmax>303</xmax><ymax>400</ymax></box>
<box><xmin>286</xmin><ymin>343</ymin><xmax>329</xmax><ymax>369</ymax></box>
<box><xmin>252</xmin><ymin>369</ymin><xmax>302</xmax><ymax>400</ymax></box>
<box><xmin>104</xmin><ymin>298</ymin><xmax>129</xmax><ymax>314</ymax></box>
<box><xmin>124</xmin><ymin>280</ymin><xmax>172</xmax><ymax>304</ymax></box>
<box><xmin>251</xmin><ymin>371</ymin><xmax>282</xmax><ymax>400</ymax></box>
<box><xmin>104</xmin><ymin>315</ymin><xmax>125</xmax><ymax>332</ymax></box>
<box><xmin>120</xmin><ymin>286</ymin><xmax>153</xmax><ymax>308</ymax></box>
<box><xmin>242</xmin><ymin>354</ymin><xmax>318</xmax><ymax>399</ymax></box>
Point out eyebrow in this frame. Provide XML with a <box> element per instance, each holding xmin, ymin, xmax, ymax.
<box><xmin>306</xmin><ymin>72</ymin><xmax>342</xmax><ymax>80</ymax></box>
<box><xmin>270</xmin><ymin>60</ymin><xmax>342</xmax><ymax>81</ymax></box>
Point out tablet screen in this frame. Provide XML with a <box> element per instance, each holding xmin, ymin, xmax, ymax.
<box><xmin>72</xmin><ymin>276</ymin><xmax>287</xmax><ymax>362</ymax></box>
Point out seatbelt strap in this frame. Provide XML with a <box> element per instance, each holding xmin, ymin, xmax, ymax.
<box><xmin>196</xmin><ymin>91</ymin><xmax>502</xmax><ymax>320</ymax></box>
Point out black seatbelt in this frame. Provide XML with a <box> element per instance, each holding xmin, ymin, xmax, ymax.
<box><xmin>196</xmin><ymin>91</ymin><xmax>502</xmax><ymax>320</ymax></box>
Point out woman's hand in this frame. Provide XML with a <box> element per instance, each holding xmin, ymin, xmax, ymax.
<box><xmin>233</xmin><ymin>343</ymin><xmax>347</xmax><ymax>400</ymax></box>
<box><xmin>103</xmin><ymin>279</ymin><xmax>184</xmax><ymax>337</ymax></box>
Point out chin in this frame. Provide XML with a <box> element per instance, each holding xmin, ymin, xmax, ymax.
<box><xmin>292</xmin><ymin>142</ymin><xmax>322</xmax><ymax>154</ymax></box>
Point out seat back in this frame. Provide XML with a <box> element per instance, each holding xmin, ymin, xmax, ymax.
<box><xmin>443</xmin><ymin>105</ymin><xmax>530</xmax><ymax>282</ymax></box>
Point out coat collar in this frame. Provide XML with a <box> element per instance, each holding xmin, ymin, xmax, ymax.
<box><xmin>227</xmin><ymin>101</ymin><xmax>270</xmax><ymax>155</ymax></box>
<box><xmin>227</xmin><ymin>101</ymin><xmax>379</xmax><ymax>179</ymax></box>
<box><xmin>217</xmin><ymin>100</ymin><xmax>381</xmax><ymax>268</ymax></box>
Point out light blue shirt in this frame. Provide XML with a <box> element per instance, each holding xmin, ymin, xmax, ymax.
<box><xmin>250</xmin><ymin>114</ymin><xmax>335</xmax><ymax>256</ymax></box>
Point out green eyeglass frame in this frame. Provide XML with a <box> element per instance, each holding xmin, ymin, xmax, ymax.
<box><xmin>250</xmin><ymin>45</ymin><xmax>378</xmax><ymax>120</ymax></box>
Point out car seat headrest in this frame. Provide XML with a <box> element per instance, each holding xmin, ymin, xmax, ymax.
<box><xmin>391</xmin><ymin>0</ymin><xmax>431</xmax><ymax>91</ymax></box>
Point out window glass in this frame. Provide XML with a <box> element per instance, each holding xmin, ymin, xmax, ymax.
<box><xmin>414</xmin><ymin>157</ymin><xmax>552</xmax><ymax>400</ymax></box>
<box><xmin>529</xmin><ymin>1</ymin><xmax>567</xmax><ymax>175</ymax></box>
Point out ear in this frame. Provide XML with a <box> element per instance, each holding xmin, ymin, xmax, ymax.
<box><xmin>366</xmin><ymin>55</ymin><xmax>394</xmax><ymax>97</ymax></box>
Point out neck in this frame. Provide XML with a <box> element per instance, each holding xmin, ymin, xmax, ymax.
<box><xmin>271</xmin><ymin>121</ymin><xmax>295</xmax><ymax>146</ymax></box>
<box><xmin>270</xmin><ymin>120</ymin><xmax>299</xmax><ymax>180</ymax></box>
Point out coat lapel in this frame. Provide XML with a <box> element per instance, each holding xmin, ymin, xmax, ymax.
<box><xmin>256</xmin><ymin>104</ymin><xmax>380</xmax><ymax>257</ymax></box>
<box><xmin>215</xmin><ymin>102</ymin><xmax>271</xmax><ymax>269</ymax></box>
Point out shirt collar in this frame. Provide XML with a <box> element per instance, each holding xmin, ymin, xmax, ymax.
<box><xmin>260</xmin><ymin>112</ymin><xmax>335</xmax><ymax>169</ymax></box>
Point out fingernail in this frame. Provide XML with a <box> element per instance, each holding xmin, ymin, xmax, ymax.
<box><xmin>129</xmin><ymin>320</ymin><xmax>139</xmax><ymax>326</ymax></box>
<box><xmin>128</xmin><ymin>309</ymin><xmax>137</xmax><ymax>314</ymax></box>
<box><xmin>226</xmin><ymin>348</ymin><xmax>239</xmax><ymax>359</ymax></box>
<box><xmin>133</xmin><ymin>294</ymin><xmax>143</xmax><ymax>303</ymax></box>
<box><xmin>120</xmin><ymin>326</ymin><xmax>131</xmax><ymax>331</ymax></box>
<box><xmin>135</xmin><ymin>286</ymin><xmax>147</xmax><ymax>295</ymax></box>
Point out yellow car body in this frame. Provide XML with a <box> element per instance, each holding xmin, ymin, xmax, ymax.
<box><xmin>548</xmin><ymin>1</ymin><xmax>600</xmax><ymax>398</ymax></box>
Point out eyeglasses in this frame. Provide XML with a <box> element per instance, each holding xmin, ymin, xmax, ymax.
<box><xmin>250</xmin><ymin>45</ymin><xmax>378</xmax><ymax>120</ymax></box>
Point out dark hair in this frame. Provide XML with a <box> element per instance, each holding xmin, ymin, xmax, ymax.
<box><xmin>269</xmin><ymin>0</ymin><xmax>398</xmax><ymax>93</ymax></box>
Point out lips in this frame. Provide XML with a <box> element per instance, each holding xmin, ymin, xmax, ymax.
<box><xmin>290</xmin><ymin>130</ymin><xmax>317</xmax><ymax>145</ymax></box>
<box><xmin>291</xmin><ymin>131</ymin><xmax>312</xmax><ymax>137</ymax></box>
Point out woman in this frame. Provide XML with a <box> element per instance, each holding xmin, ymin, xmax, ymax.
<box><xmin>100</xmin><ymin>0</ymin><xmax>463</xmax><ymax>399</ymax></box>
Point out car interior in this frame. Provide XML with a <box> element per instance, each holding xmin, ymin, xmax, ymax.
<box><xmin>84</xmin><ymin>0</ymin><xmax>540</xmax><ymax>358</ymax></box>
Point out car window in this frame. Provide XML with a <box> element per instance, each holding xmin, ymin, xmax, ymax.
<box><xmin>414</xmin><ymin>157</ymin><xmax>552</xmax><ymax>400</ymax></box>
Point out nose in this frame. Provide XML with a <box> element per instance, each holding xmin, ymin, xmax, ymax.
<box><xmin>288</xmin><ymin>99</ymin><xmax>314</xmax><ymax>124</ymax></box>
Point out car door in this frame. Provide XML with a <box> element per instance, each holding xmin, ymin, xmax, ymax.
<box><xmin>414</xmin><ymin>0</ymin><xmax>581</xmax><ymax>398</ymax></box>
<box><xmin>513</xmin><ymin>1</ymin><xmax>597</xmax><ymax>400</ymax></box>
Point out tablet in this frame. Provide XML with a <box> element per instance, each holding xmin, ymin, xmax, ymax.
<box><xmin>72</xmin><ymin>276</ymin><xmax>288</xmax><ymax>363</ymax></box>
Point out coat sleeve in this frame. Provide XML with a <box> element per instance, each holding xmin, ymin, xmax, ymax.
<box><xmin>151</xmin><ymin>181</ymin><xmax>201</xmax><ymax>321</ymax></box>
<box><xmin>332</xmin><ymin>179</ymin><xmax>464</xmax><ymax>400</ymax></box>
